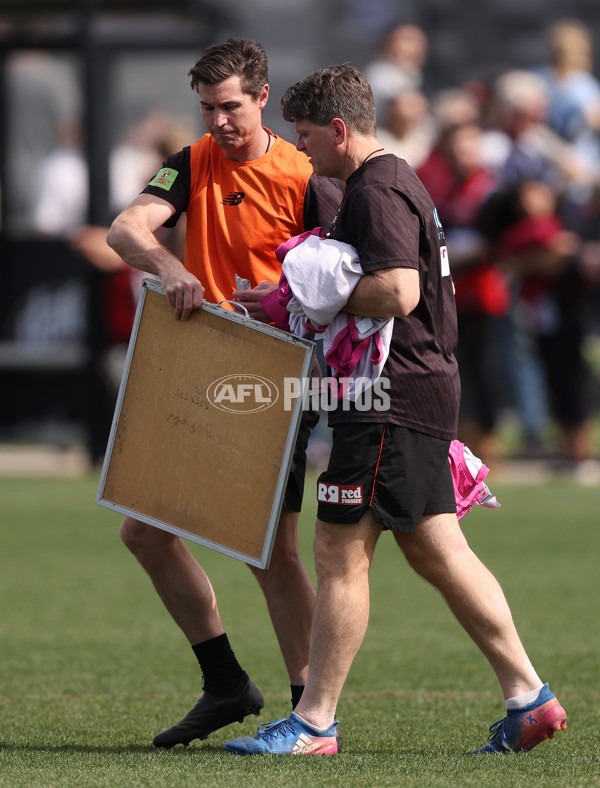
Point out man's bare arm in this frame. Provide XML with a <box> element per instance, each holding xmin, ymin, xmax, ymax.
<box><xmin>107</xmin><ymin>194</ymin><xmax>204</xmax><ymax>321</ymax></box>
<box><xmin>344</xmin><ymin>266</ymin><xmax>420</xmax><ymax>318</ymax></box>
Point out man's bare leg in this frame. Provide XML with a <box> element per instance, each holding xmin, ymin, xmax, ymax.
<box><xmin>248</xmin><ymin>508</ymin><xmax>316</xmax><ymax>686</ymax></box>
<box><xmin>120</xmin><ymin>516</ymin><xmax>224</xmax><ymax>642</ymax></box>
<box><xmin>294</xmin><ymin>512</ymin><xmax>382</xmax><ymax>730</ymax></box>
<box><xmin>120</xmin><ymin>516</ymin><xmax>264</xmax><ymax>747</ymax></box>
<box><xmin>393</xmin><ymin>512</ymin><xmax>542</xmax><ymax>699</ymax></box>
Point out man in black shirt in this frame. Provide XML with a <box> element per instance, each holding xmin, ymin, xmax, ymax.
<box><xmin>224</xmin><ymin>64</ymin><xmax>567</xmax><ymax>757</ymax></box>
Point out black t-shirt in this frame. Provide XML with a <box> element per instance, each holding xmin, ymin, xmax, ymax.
<box><xmin>327</xmin><ymin>154</ymin><xmax>460</xmax><ymax>440</ymax></box>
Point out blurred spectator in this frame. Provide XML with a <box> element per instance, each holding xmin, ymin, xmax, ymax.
<box><xmin>531</xmin><ymin>18</ymin><xmax>600</xmax><ymax>279</ymax></box>
<box><xmin>30</xmin><ymin>113</ymin><xmax>192</xmax><ymax>463</ymax></box>
<box><xmin>482</xmin><ymin>69</ymin><xmax>584</xmax><ymax>187</ymax></box>
<box><xmin>32</xmin><ymin>118</ymin><xmax>88</xmax><ymax>237</ymax></box>
<box><xmin>363</xmin><ymin>23</ymin><xmax>428</xmax><ymax>121</ymax></box>
<box><xmin>416</xmin><ymin>86</ymin><xmax>483</xmax><ymax>205</ymax></box>
<box><xmin>417</xmin><ymin>121</ymin><xmax>509</xmax><ymax>464</ymax></box>
<box><xmin>495</xmin><ymin>180</ymin><xmax>595</xmax><ymax>471</ymax></box>
<box><xmin>70</xmin><ymin>115</ymin><xmax>192</xmax><ymax>376</ymax></box>
<box><xmin>376</xmin><ymin>90</ymin><xmax>436</xmax><ymax>168</ymax></box>
<box><xmin>32</xmin><ymin>111</ymin><xmax>182</xmax><ymax>351</ymax></box>
<box><xmin>108</xmin><ymin>109</ymin><xmax>175</xmax><ymax>217</ymax></box>
<box><xmin>535</xmin><ymin>19</ymin><xmax>600</xmax><ymax>187</ymax></box>
<box><xmin>534</xmin><ymin>19</ymin><xmax>600</xmax><ymax>401</ymax></box>
<box><xmin>477</xmin><ymin>71</ymin><xmax>564</xmax><ymax>452</ymax></box>
<box><xmin>5</xmin><ymin>51</ymin><xmax>81</xmax><ymax>233</ymax></box>
<box><xmin>479</xmin><ymin>70</ymin><xmax>597</xmax><ymax>471</ymax></box>
<box><xmin>431</xmin><ymin>86</ymin><xmax>483</xmax><ymax>130</ymax></box>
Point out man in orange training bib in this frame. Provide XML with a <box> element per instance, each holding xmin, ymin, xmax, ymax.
<box><xmin>107</xmin><ymin>38</ymin><xmax>341</xmax><ymax>748</ymax></box>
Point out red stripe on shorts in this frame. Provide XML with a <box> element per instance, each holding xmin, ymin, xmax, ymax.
<box><xmin>369</xmin><ymin>425</ymin><xmax>386</xmax><ymax>506</ymax></box>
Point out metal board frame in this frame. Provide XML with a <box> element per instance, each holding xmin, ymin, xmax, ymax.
<box><xmin>96</xmin><ymin>278</ymin><xmax>315</xmax><ymax>568</ymax></box>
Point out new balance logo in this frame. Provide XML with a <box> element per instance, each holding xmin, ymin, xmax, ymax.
<box><xmin>317</xmin><ymin>483</ymin><xmax>364</xmax><ymax>505</ymax></box>
<box><xmin>222</xmin><ymin>191</ymin><xmax>246</xmax><ymax>206</ymax></box>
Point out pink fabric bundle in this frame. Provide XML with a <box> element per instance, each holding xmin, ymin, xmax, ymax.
<box><xmin>449</xmin><ymin>440</ymin><xmax>501</xmax><ymax>520</ymax></box>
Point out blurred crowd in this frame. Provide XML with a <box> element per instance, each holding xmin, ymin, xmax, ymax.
<box><xmin>366</xmin><ymin>19</ymin><xmax>600</xmax><ymax>478</ymax></box>
<box><xmin>10</xmin><ymin>16</ymin><xmax>600</xmax><ymax>478</ymax></box>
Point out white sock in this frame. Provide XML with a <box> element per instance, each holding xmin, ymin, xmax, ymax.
<box><xmin>505</xmin><ymin>683</ymin><xmax>545</xmax><ymax>711</ymax></box>
<box><xmin>292</xmin><ymin>711</ymin><xmax>330</xmax><ymax>733</ymax></box>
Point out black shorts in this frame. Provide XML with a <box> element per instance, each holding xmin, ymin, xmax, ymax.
<box><xmin>316</xmin><ymin>423</ymin><xmax>456</xmax><ymax>532</ymax></box>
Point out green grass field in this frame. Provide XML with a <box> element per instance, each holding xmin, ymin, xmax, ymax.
<box><xmin>1</xmin><ymin>470</ymin><xmax>599</xmax><ymax>787</ymax></box>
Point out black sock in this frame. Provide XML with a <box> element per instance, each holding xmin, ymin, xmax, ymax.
<box><xmin>291</xmin><ymin>684</ymin><xmax>305</xmax><ymax>710</ymax></box>
<box><xmin>191</xmin><ymin>634</ymin><xmax>247</xmax><ymax>697</ymax></box>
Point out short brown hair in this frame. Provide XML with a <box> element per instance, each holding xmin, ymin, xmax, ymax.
<box><xmin>189</xmin><ymin>38</ymin><xmax>268</xmax><ymax>99</ymax></box>
<box><xmin>281</xmin><ymin>64</ymin><xmax>376</xmax><ymax>135</ymax></box>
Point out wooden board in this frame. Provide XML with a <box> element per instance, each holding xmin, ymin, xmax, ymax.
<box><xmin>96</xmin><ymin>279</ymin><xmax>315</xmax><ymax>568</ymax></box>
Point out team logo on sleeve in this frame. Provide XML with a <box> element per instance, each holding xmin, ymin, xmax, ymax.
<box><xmin>148</xmin><ymin>168</ymin><xmax>178</xmax><ymax>190</ymax></box>
<box><xmin>317</xmin><ymin>483</ymin><xmax>364</xmax><ymax>505</ymax></box>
